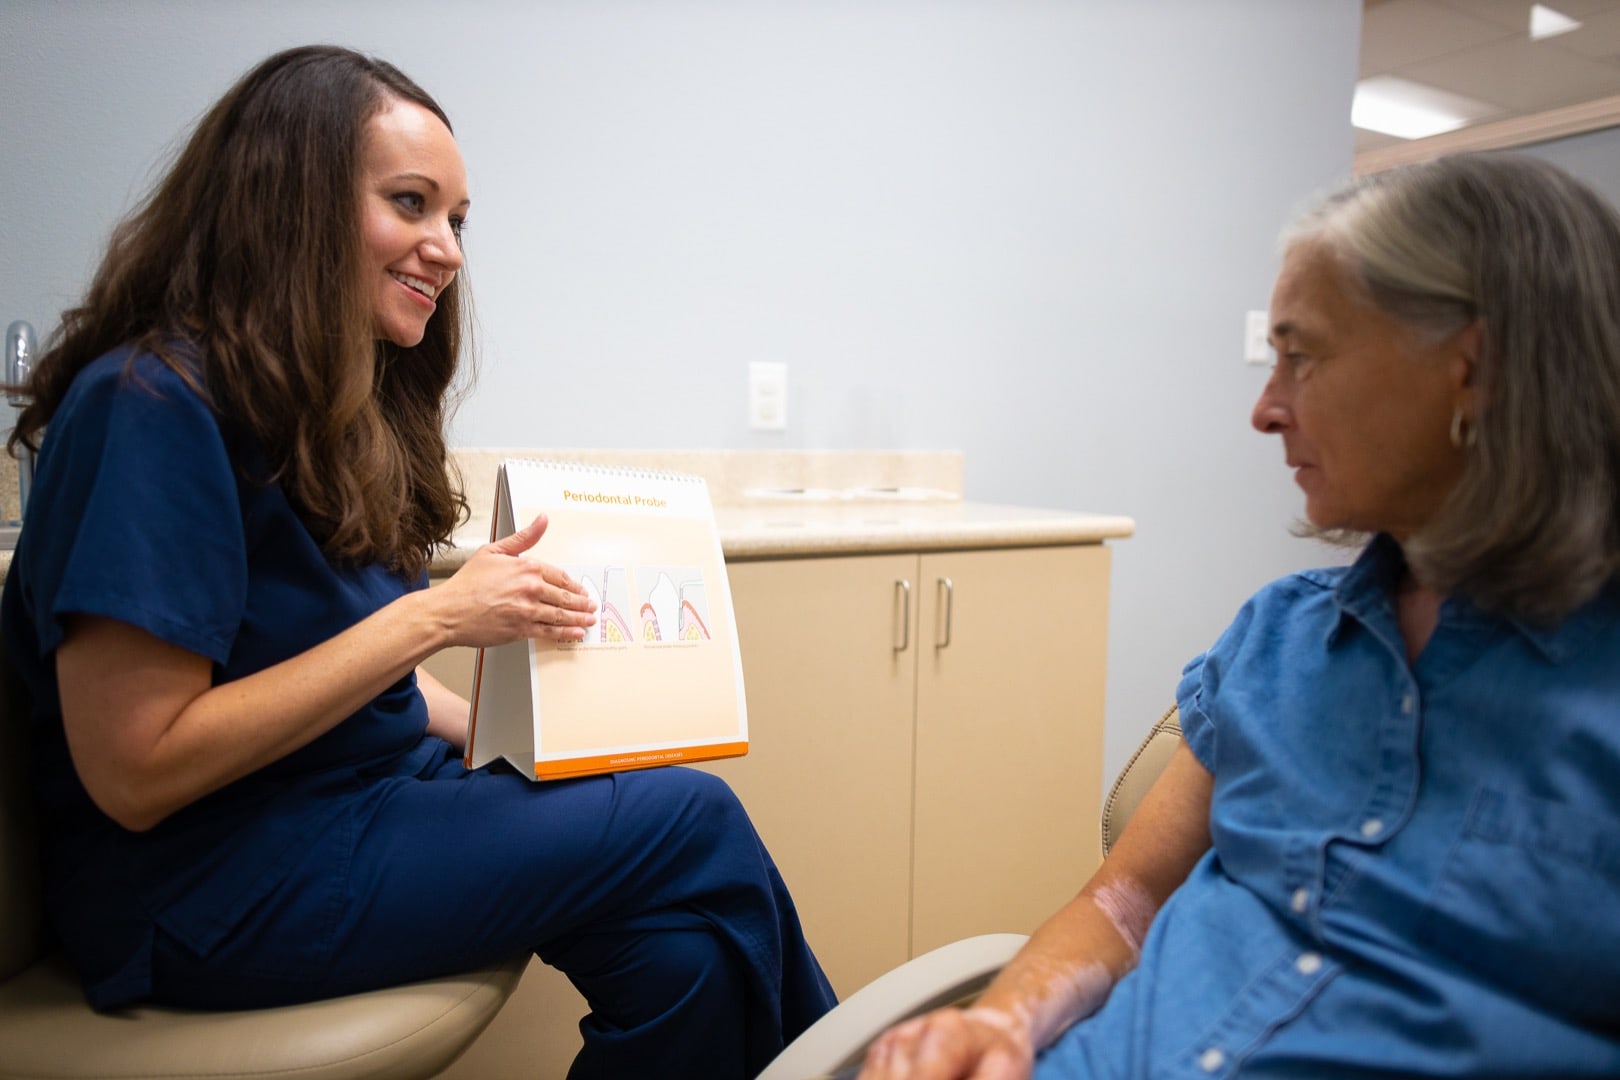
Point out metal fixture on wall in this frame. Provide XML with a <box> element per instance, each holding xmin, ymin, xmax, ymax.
<box><xmin>5</xmin><ymin>320</ymin><xmax>37</xmax><ymax>520</ymax></box>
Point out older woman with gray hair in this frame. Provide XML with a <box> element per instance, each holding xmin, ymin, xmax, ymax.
<box><xmin>857</xmin><ymin>153</ymin><xmax>1620</xmax><ymax>1078</ymax></box>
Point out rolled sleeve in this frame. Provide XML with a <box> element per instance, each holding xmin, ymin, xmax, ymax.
<box><xmin>1176</xmin><ymin>650</ymin><xmax>1218</xmax><ymax>773</ymax></box>
<box><xmin>31</xmin><ymin>351</ymin><xmax>246</xmax><ymax>663</ymax></box>
<box><xmin>1175</xmin><ymin>595</ymin><xmax>1266</xmax><ymax>775</ymax></box>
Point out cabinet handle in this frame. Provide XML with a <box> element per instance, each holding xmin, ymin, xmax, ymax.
<box><xmin>936</xmin><ymin>577</ymin><xmax>954</xmax><ymax>649</ymax></box>
<box><xmin>894</xmin><ymin>579</ymin><xmax>911</xmax><ymax>652</ymax></box>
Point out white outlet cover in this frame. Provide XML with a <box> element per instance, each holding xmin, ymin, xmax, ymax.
<box><xmin>1244</xmin><ymin>310</ymin><xmax>1271</xmax><ymax>364</ymax></box>
<box><xmin>748</xmin><ymin>362</ymin><xmax>787</xmax><ymax>430</ymax></box>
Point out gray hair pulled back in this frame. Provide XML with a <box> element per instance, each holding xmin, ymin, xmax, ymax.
<box><xmin>1286</xmin><ymin>153</ymin><xmax>1620</xmax><ymax>621</ymax></box>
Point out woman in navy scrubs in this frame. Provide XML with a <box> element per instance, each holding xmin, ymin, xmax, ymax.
<box><xmin>2</xmin><ymin>45</ymin><xmax>833</xmax><ymax>1079</ymax></box>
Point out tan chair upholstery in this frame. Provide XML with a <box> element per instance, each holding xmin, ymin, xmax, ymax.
<box><xmin>0</xmin><ymin>633</ymin><xmax>526</xmax><ymax>1080</ymax></box>
<box><xmin>760</xmin><ymin>708</ymin><xmax>1186</xmax><ymax>1080</ymax></box>
<box><xmin>1102</xmin><ymin>705</ymin><xmax>1183</xmax><ymax>857</ymax></box>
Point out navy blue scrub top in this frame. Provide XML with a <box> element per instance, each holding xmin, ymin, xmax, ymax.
<box><xmin>1</xmin><ymin>346</ymin><xmax>433</xmax><ymax>1008</ymax></box>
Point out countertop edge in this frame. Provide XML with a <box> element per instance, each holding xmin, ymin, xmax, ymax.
<box><xmin>0</xmin><ymin>513</ymin><xmax>1134</xmax><ymax>582</ymax></box>
<box><xmin>429</xmin><ymin>507</ymin><xmax>1136</xmax><ymax>575</ymax></box>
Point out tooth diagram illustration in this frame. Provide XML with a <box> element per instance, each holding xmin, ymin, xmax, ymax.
<box><xmin>638</xmin><ymin>569</ymin><xmax>710</xmax><ymax>642</ymax></box>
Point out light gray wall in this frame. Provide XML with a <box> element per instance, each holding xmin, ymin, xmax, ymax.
<box><xmin>0</xmin><ymin>0</ymin><xmax>1360</xmax><ymax>794</ymax></box>
<box><xmin>1519</xmin><ymin>123</ymin><xmax>1620</xmax><ymax>207</ymax></box>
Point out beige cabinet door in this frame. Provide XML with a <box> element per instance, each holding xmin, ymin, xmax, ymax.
<box><xmin>703</xmin><ymin>554</ymin><xmax>919</xmax><ymax>998</ymax></box>
<box><xmin>910</xmin><ymin>545</ymin><xmax>1111</xmax><ymax>955</ymax></box>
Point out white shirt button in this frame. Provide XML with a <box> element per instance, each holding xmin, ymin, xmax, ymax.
<box><xmin>1291</xmin><ymin>887</ymin><xmax>1310</xmax><ymax>913</ymax></box>
<box><xmin>1200</xmin><ymin>1047</ymin><xmax>1227</xmax><ymax>1073</ymax></box>
<box><xmin>1360</xmin><ymin>818</ymin><xmax>1384</xmax><ymax>838</ymax></box>
<box><xmin>1295</xmin><ymin>951</ymin><xmax>1323</xmax><ymax>975</ymax></box>
<box><xmin>1401</xmin><ymin>693</ymin><xmax>1415</xmax><ymax>715</ymax></box>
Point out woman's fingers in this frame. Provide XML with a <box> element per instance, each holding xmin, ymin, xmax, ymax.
<box><xmin>858</xmin><ymin>1008</ymin><xmax>1032</xmax><ymax>1080</ymax></box>
<box><xmin>532</xmin><ymin>598</ymin><xmax>596</xmax><ymax>640</ymax></box>
<box><xmin>444</xmin><ymin>528</ymin><xmax>602</xmax><ymax>646</ymax></box>
<box><xmin>538</xmin><ymin>566</ymin><xmax>595</xmax><ymax>612</ymax></box>
<box><xmin>859</xmin><ymin>1012</ymin><xmax>967</xmax><ymax>1079</ymax></box>
<box><xmin>531</xmin><ymin>566</ymin><xmax>596</xmax><ymax>641</ymax></box>
<box><xmin>486</xmin><ymin>513</ymin><xmax>549</xmax><ymax>556</ymax></box>
<box><xmin>521</xmin><ymin>563</ymin><xmax>595</xmax><ymax>637</ymax></box>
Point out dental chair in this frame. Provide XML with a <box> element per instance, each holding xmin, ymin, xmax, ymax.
<box><xmin>759</xmin><ymin>706</ymin><xmax>1185</xmax><ymax>1080</ymax></box>
<box><xmin>0</xmin><ymin>620</ymin><xmax>526</xmax><ymax>1080</ymax></box>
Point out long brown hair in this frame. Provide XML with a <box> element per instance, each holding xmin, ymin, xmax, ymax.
<box><xmin>8</xmin><ymin>45</ymin><xmax>469</xmax><ymax>578</ymax></box>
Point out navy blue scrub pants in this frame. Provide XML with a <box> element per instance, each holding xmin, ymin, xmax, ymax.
<box><xmin>148</xmin><ymin>739</ymin><xmax>836</xmax><ymax>1079</ymax></box>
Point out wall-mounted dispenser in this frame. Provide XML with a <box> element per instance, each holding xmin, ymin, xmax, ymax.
<box><xmin>5</xmin><ymin>320</ymin><xmax>37</xmax><ymax>527</ymax></box>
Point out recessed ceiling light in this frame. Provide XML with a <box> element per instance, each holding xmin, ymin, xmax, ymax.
<box><xmin>1530</xmin><ymin>4</ymin><xmax>1582</xmax><ymax>41</ymax></box>
<box><xmin>1351</xmin><ymin>76</ymin><xmax>1502</xmax><ymax>140</ymax></box>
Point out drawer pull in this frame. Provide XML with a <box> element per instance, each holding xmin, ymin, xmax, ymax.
<box><xmin>894</xmin><ymin>579</ymin><xmax>911</xmax><ymax>652</ymax></box>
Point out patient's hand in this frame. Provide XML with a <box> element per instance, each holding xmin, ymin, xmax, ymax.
<box><xmin>857</xmin><ymin>1005</ymin><xmax>1033</xmax><ymax>1080</ymax></box>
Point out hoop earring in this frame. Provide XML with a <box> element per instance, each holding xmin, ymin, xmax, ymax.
<box><xmin>1449</xmin><ymin>407</ymin><xmax>1477</xmax><ymax>450</ymax></box>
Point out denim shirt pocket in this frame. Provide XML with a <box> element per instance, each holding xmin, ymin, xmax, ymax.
<box><xmin>1417</xmin><ymin>786</ymin><xmax>1620</xmax><ymax>1028</ymax></box>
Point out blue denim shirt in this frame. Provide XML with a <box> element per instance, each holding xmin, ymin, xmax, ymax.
<box><xmin>1039</xmin><ymin>535</ymin><xmax>1620</xmax><ymax>1078</ymax></box>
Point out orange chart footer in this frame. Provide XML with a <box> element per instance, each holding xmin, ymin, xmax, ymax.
<box><xmin>533</xmin><ymin>740</ymin><xmax>749</xmax><ymax>781</ymax></box>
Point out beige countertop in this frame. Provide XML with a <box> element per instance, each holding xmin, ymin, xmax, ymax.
<box><xmin>0</xmin><ymin>449</ymin><xmax>1135</xmax><ymax>579</ymax></box>
<box><xmin>433</xmin><ymin>497</ymin><xmax>1134</xmax><ymax>573</ymax></box>
<box><xmin>432</xmin><ymin>448</ymin><xmax>1133</xmax><ymax>572</ymax></box>
<box><xmin>719</xmin><ymin>497</ymin><xmax>1134</xmax><ymax>557</ymax></box>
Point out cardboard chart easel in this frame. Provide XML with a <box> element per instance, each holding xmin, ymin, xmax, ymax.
<box><xmin>465</xmin><ymin>460</ymin><xmax>748</xmax><ymax>780</ymax></box>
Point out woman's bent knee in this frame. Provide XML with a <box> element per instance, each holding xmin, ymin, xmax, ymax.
<box><xmin>631</xmin><ymin>767</ymin><xmax>750</xmax><ymax>830</ymax></box>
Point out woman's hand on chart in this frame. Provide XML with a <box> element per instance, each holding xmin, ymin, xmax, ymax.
<box><xmin>433</xmin><ymin>514</ymin><xmax>597</xmax><ymax>647</ymax></box>
<box><xmin>857</xmin><ymin>1005</ymin><xmax>1034</xmax><ymax>1080</ymax></box>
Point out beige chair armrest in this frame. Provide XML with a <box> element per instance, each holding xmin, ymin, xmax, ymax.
<box><xmin>759</xmin><ymin>933</ymin><xmax>1028</xmax><ymax>1080</ymax></box>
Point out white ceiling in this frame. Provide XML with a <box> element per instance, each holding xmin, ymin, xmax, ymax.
<box><xmin>1358</xmin><ymin>0</ymin><xmax>1620</xmax><ymax>151</ymax></box>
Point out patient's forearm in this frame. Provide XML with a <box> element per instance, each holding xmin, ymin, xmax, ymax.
<box><xmin>977</xmin><ymin>745</ymin><xmax>1214</xmax><ymax>1049</ymax></box>
<box><xmin>973</xmin><ymin>876</ymin><xmax>1157</xmax><ymax>1050</ymax></box>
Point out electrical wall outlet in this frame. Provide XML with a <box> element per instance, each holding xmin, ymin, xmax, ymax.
<box><xmin>748</xmin><ymin>362</ymin><xmax>788</xmax><ymax>430</ymax></box>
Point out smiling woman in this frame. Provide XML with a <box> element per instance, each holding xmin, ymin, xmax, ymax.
<box><xmin>9</xmin><ymin>46</ymin><xmax>470</xmax><ymax>577</ymax></box>
<box><xmin>0</xmin><ymin>45</ymin><xmax>833</xmax><ymax>1079</ymax></box>
<box><xmin>360</xmin><ymin>99</ymin><xmax>469</xmax><ymax>349</ymax></box>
